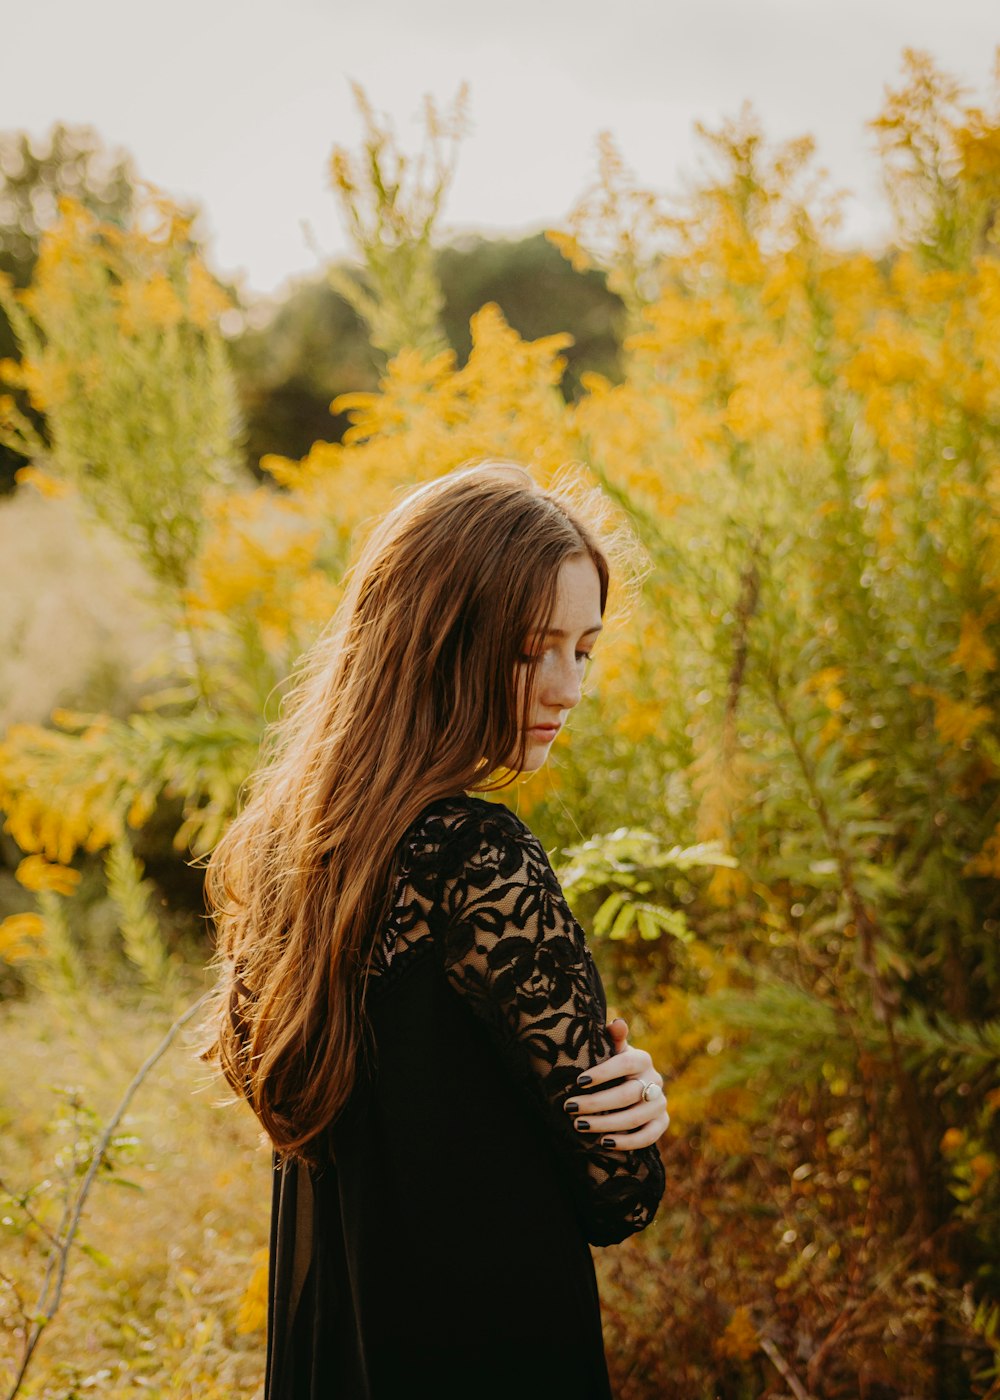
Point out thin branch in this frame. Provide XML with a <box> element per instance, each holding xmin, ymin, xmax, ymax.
<box><xmin>759</xmin><ymin>1335</ymin><xmax>817</xmax><ymax>1400</ymax></box>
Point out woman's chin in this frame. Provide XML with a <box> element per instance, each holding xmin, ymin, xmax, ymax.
<box><xmin>516</xmin><ymin>738</ymin><xmax>554</xmax><ymax>774</ymax></box>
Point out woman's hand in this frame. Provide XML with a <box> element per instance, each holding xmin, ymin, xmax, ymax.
<box><xmin>564</xmin><ymin>1016</ymin><xmax>669</xmax><ymax>1150</ymax></box>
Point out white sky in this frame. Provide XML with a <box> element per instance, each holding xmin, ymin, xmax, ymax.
<box><xmin>3</xmin><ymin>0</ymin><xmax>997</xmax><ymax>304</ymax></box>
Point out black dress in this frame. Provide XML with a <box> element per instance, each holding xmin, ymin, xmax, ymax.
<box><xmin>264</xmin><ymin>793</ymin><xmax>666</xmax><ymax>1400</ymax></box>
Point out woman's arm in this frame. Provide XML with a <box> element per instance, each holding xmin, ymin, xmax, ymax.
<box><xmin>425</xmin><ymin>799</ymin><xmax>667</xmax><ymax>1247</ymax></box>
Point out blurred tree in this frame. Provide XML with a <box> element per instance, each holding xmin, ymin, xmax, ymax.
<box><xmin>232</xmin><ymin>235</ymin><xmax>624</xmax><ymax>477</ymax></box>
<box><xmin>437</xmin><ymin>232</ymin><xmax>624</xmax><ymax>398</ymax></box>
<box><xmin>0</xmin><ymin>124</ymin><xmax>135</xmax><ymax>277</ymax></box>
<box><xmin>227</xmin><ymin>280</ymin><xmax>373</xmax><ymax>476</ymax></box>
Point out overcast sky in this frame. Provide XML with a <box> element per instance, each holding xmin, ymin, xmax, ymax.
<box><xmin>3</xmin><ymin>0</ymin><xmax>997</xmax><ymax>303</ymax></box>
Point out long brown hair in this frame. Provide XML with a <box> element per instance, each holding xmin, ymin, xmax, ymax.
<box><xmin>201</xmin><ymin>460</ymin><xmax>612</xmax><ymax>1162</ymax></box>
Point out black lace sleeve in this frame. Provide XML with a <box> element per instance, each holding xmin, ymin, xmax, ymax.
<box><xmin>422</xmin><ymin>796</ymin><xmax>666</xmax><ymax>1248</ymax></box>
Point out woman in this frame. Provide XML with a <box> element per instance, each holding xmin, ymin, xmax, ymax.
<box><xmin>202</xmin><ymin>461</ymin><xmax>669</xmax><ymax>1399</ymax></box>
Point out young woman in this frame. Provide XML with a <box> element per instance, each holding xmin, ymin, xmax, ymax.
<box><xmin>202</xmin><ymin>461</ymin><xmax>669</xmax><ymax>1399</ymax></box>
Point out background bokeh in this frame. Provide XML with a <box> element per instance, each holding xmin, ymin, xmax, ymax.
<box><xmin>1</xmin><ymin>12</ymin><xmax>999</xmax><ymax>1399</ymax></box>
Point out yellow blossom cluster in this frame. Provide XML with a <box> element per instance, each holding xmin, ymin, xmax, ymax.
<box><xmin>0</xmin><ymin>188</ymin><xmax>237</xmax><ymax>513</ymax></box>
<box><xmin>0</xmin><ymin>716</ymin><xmax>133</xmax><ymax>863</ymax></box>
<box><xmin>183</xmin><ymin>487</ymin><xmax>335</xmax><ymax>654</ymax></box>
<box><xmin>2</xmin><ymin>58</ymin><xmax>1000</xmax><ymax>913</ymax></box>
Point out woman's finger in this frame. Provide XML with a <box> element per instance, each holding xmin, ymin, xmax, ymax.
<box><xmin>590</xmin><ymin>1109</ymin><xmax>670</xmax><ymax>1151</ymax></box>
<box><xmin>571</xmin><ymin>1099</ymin><xmax>664</xmax><ymax>1135</ymax></box>
<box><xmin>577</xmin><ymin>1046</ymin><xmax>654</xmax><ymax>1088</ymax></box>
<box><xmin>564</xmin><ymin>1076</ymin><xmax>663</xmax><ymax>1118</ymax></box>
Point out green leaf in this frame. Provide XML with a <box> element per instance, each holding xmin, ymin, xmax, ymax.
<box><xmin>609</xmin><ymin>900</ymin><xmax>635</xmax><ymax>940</ymax></box>
<box><xmin>593</xmin><ymin>891</ymin><xmax>628</xmax><ymax>937</ymax></box>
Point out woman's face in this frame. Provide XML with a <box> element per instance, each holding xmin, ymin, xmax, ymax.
<box><xmin>513</xmin><ymin>553</ymin><xmax>603</xmax><ymax>773</ymax></box>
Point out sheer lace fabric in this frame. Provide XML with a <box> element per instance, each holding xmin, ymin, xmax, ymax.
<box><xmin>367</xmin><ymin>795</ymin><xmax>665</xmax><ymax>1247</ymax></box>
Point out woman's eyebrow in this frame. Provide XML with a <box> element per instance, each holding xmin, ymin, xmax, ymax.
<box><xmin>532</xmin><ymin>624</ymin><xmax>604</xmax><ymax>638</ymax></box>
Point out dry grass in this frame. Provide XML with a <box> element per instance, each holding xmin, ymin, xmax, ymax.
<box><xmin>1</xmin><ymin>974</ymin><xmax>665</xmax><ymax>1399</ymax></box>
<box><xmin>0</xmin><ymin>984</ymin><xmax>270</xmax><ymax>1399</ymax></box>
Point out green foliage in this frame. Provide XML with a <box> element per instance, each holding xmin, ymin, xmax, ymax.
<box><xmin>2</xmin><ymin>51</ymin><xmax>1000</xmax><ymax>1399</ymax></box>
<box><xmin>0</xmin><ymin>196</ymin><xmax>247</xmax><ymax>599</ymax></box>
<box><xmin>0</xmin><ymin>1084</ymin><xmax>142</xmax><ymax>1396</ymax></box>
<box><xmin>561</xmin><ymin>827</ymin><xmax>738</xmax><ymax>942</ymax></box>
<box><xmin>0</xmin><ymin>124</ymin><xmax>160</xmax><ymax>497</ymax></box>
<box><xmin>0</xmin><ymin>124</ymin><xmax>136</xmax><ymax>279</ymax></box>
<box><xmin>326</xmin><ymin>82</ymin><xmax>468</xmax><ymax>361</ymax></box>
<box><xmin>103</xmin><ymin>837</ymin><xmax>171</xmax><ymax>993</ymax></box>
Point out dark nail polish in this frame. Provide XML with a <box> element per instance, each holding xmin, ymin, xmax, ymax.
<box><xmin>575</xmin><ymin>1119</ymin><xmax>590</xmax><ymax>1130</ymax></box>
<box><xmin>577</xmin><ymin>1074</ymin><xmax>592</xmax><ymax>1086</ymax></box>
<box><xmin>601</xmin><ymin>1137</ymin><xmax>616</xmax><ymax>1148</ymax></box>
<box><xmin>565</xmin><ymin>1102</ymin><xmax>579</xmax><ymax>1114</ymax></box>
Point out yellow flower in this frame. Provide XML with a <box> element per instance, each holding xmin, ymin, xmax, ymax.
<box><xmin>715</xmin><ymin>1306</ymin><xmax>758</xmax><ymax>1362</ymax></box>
<box><xmin>941</xmin><ymin>1127</ymin><xmax>965</xmax><ymax>1154</ymax></box>
<box><xmin>186</xmin><ymin>259</ymin><xmax>231</xmax><ymax>328</ymax></box>
<box><xmin>0</xmin><ymin>912</ymin><xmax>47</xmax><ymax>964</ymax></box>
<box><xmin>332</xmin><ymin>345</ymin><xmax>459</xmax><ymax>444</ymax></box>
<box><xmin>15</xmin><ymin>854</ymin><xmax>81</xmax><ymax>895</ymax></box>
<box><xmin>544</xmin><ymin>229</ymin><xmax>593</xmax><ymax>274</ymax></box>
<box><xmin>127</xmin><ymin>790</ymin><xmax>158</xmax><ymax>830</ymax></box>
<box><xmin>951</xmin><ymin>612</ymin><xmax>997</xmax><ymax>677</ymax></box>
<box><xmin>933</xmin><ymin>695</ymin><xmax>991</xmax><ymax>747</ymax></box>
<box><xmin>236</xmin><ymin>1248</ymin><xmax>269</xmax><ymax>1333</ymax></box>
<box><xmin>19</xmin><ymin>360</ymin><xmax>50</xmax><ymax>412</ymax></box>
<box><xmin>14</xmin><ymin>465</ymin><xmax>69</xmax><ymax>499</ymax></box>
<box><xmin>115</xmin><ymin>273</ymin><xmax>185</xmax><ymax>336</ymax></box>
<box><xmin>969</xmin><ymin>1153</ymin><xmax>995</xmax><ymax>1192</ymax></box>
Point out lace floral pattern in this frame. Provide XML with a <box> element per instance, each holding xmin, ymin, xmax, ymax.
<box><xmin>369</xmin><ymin>794</ymin><xmax>666</xmax><ymax>1247</ymax></box>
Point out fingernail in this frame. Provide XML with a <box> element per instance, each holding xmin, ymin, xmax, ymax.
<box><xmin>565</xmin><ymin>1101</ymin><xmax>579</xmax><ymax>1114</ymax></box>
<box><xmin>575</xmin><ymin>1119</ymin><xmax>590</xmax><ymax>1130</ymax></box>
<box><xmin>577</xmin><ymin>1074</ymin><xmax>592</xmax><ymax>1087</ymax></box>
<box><xmin>601</xmin><ymin>1136</ymin><xmax>616</xmax><ymax>1148</ymax></box>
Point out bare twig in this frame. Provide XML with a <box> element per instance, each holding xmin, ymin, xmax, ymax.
<box><xmin>760</xmin><ymin>1335</ymin><xmax>818</xmax><ymax>1400</ymax></box>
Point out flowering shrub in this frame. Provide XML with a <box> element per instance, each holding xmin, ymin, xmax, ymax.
<box><xmin>1</xmin><ymin>47</ymin><xmax>999</xmax><ymax>1399</ymax></box>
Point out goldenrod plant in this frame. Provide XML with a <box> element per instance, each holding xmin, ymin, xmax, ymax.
<box><xmin>1</xmin><ymin>50</ymin><xmax>1000</xmax><ymax>1398</ymax></box>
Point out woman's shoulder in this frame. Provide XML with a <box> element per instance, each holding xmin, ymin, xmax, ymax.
<box><xmin>405</xmin><ymin>791</ymin><xmax>532</xmax><ymax>845</ymax></box>
<box><xmin>398</xmin><ymin>792</ymin><xmax>545</xmax><ymax>883</ymax></box>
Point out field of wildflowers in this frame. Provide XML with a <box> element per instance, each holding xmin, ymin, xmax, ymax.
<box><xmin>1</xmin><ymin>48</ymin><xmax>999</xmax><ymax>1399</ymax></box>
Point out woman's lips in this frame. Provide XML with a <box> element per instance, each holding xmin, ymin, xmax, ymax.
<box><xmin>529</xmin><ymin>724</ymin><xmax>560</xmax><ymax>739</ymax></box>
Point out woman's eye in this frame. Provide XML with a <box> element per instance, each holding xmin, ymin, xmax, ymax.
<box><xmin>518</xmin><ymin>647</ymin><xmax>593</xmax><ymax>665</ymax></box>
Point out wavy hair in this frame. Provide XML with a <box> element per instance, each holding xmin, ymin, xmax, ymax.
<box><xmin>200</xmin><ymin>460</ymin><xmax>616</xmax><ymax>1162</ymax></box>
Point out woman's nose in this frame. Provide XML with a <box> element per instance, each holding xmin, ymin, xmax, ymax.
<box><xmin>541</xmin><ymin>652</ymin><xmax>583</xmax><ymax>711</ymax></box>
